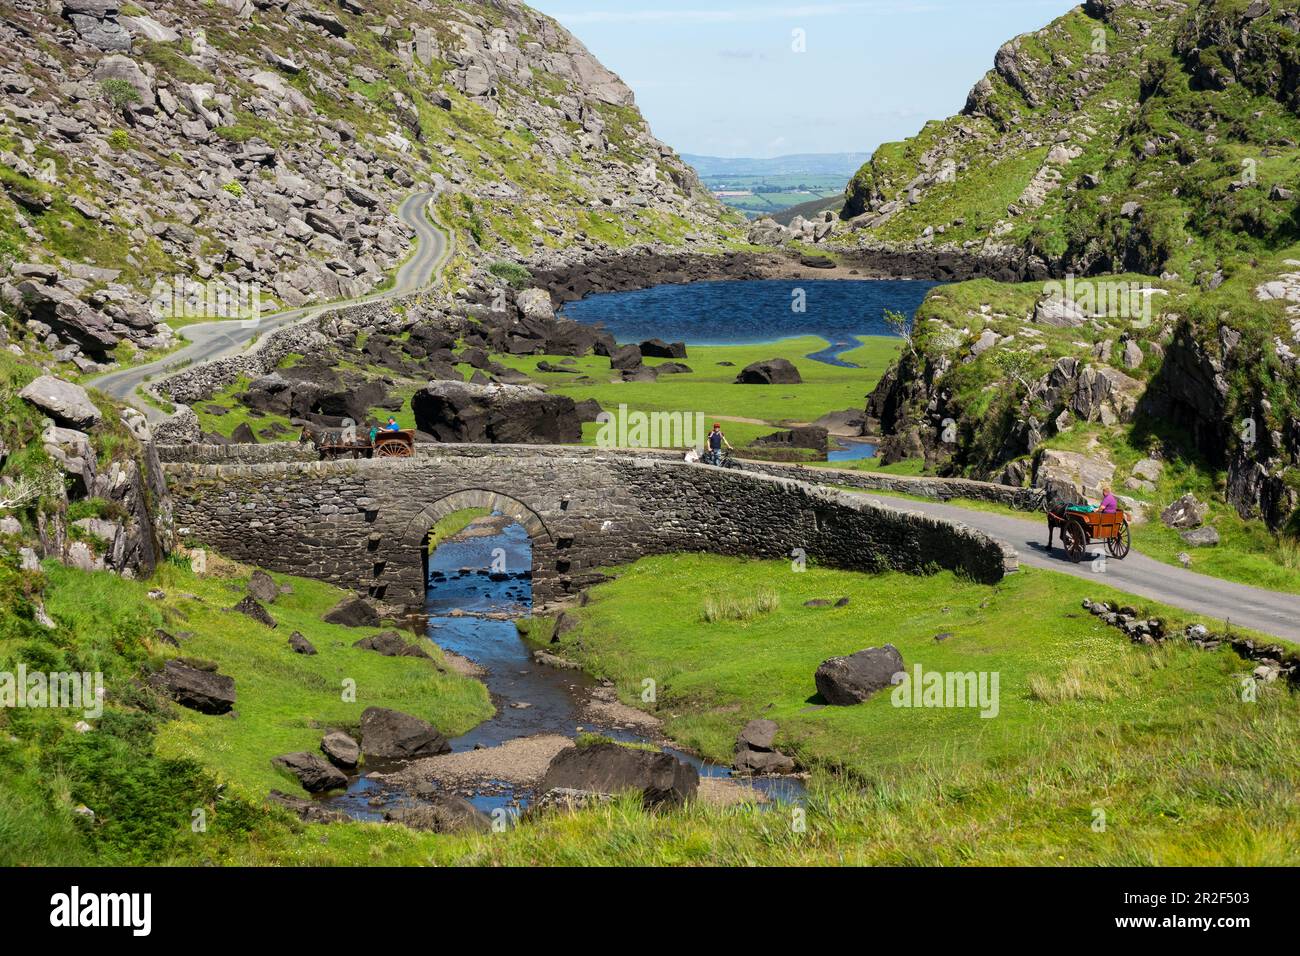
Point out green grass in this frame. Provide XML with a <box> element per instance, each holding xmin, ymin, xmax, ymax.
<box><xmin>501</xmin><ymin>335</ymin><xmax>901</xmax><ymax>443</ymax></box>
<box><xmin>39</xmin><ymin>559</ymin><xmax>492</xmax><ymax>798</ymax></box>
<box><xmin>4</xmin><ymin>544</ymin><xmax>1297</xmax><ymax>865</ymax></box>
<box><xmin>533</xmin><ymin>553</ymin><xmax>1300</xmax><ymax>864</ymax></box>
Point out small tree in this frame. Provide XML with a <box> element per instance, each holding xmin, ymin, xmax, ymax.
<box><xmin>99</xmin><ymin>78</ymin><xmax>140</xmax><ymax>112</ymax></box>
<box><xmin>883</xmin><ymin>308</ymin><xmax>916</xmax><ymax>359</ymax></box>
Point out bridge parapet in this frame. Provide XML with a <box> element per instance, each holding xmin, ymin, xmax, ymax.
<box><xmin>160</xmin><ymin>445</ymin><xmax>1014</xmax><ymax>608</ymax></box>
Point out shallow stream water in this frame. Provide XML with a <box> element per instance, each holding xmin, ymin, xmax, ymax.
<box><xmin>326</xmin><ymin>521</ymin><xmax>805</xmax><ymax>821</ymax></box>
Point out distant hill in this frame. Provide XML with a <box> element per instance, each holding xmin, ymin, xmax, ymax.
<box><xmin>683</xmin><ymin>153</ymin><xmax>870</xmax><ymax>178</ymax></box>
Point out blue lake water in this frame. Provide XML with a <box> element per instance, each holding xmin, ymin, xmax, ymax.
<box><xmin>559</xmin><ymin>278</ymin><xmax>934</xmax><ymax>366</ymax></box>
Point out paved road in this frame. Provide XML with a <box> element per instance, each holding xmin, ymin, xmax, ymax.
<box><xmin>92</xmin><ymin>191</ymin><xmax>450</xmax><ymax>420</ymax></box>
<box><xmin>858</xmin><ymin>491</ymin><xmax>1300</xmax><ymax>644</ymax></box>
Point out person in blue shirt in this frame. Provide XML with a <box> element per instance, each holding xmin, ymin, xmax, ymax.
<box><xmin>705</xmin><ymin>423</ymin><xmax>731</xmax><ymax>465</ymax></box>
<box><xmin>385</xmin><ymin>417</ymin><xmax>401</xmax><ymax>432</ymax></box>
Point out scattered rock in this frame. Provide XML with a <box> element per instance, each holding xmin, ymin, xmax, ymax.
<box><xmin>151</xmin><ymin>660</ymin><xmax>236</xmax><ymax>714</ymax></box>
<box><xmin>1161</xmin><ymin>493</ymin><xmax>1207</xmax><ymax>530</ymax></box>
<box><xmin>267</xmin><ymin>789</ymin><xmax>347</xmax><ymax>823</ymax></box>
<box><xmin>359</xmin><ymin>706</ymin><xmax>450</xmax><ymax>760</ymax></box>
<box><xmin>384</xmin><ymin>794</ymin><xmax>491</xmax><ymax>833</ymax></box>
<box><xmin>814</xmin><ymin>644</ymin><xmax>904</xmax><ymax>706</ymax></box>
<box><xmin>1181</xmin><ymin>526</ymin><xmax>1220</xmax><ymax>547</ymax></box>
<box><xmin>323</xmin><ymin>595</ymin><xmax>380</xmax><ymax>628</ymax></box>
<box><xmin>247</xmin><ymin>569</ymin><xmax>279</xmax><ymax>604</ymax></box>
<box><xmin>539</xmin><ymin>742</ymin><xmax>698</xmax><ymax>807</ymax></box>
<box><xmin>412</xmin><ymin>381</ymin><xmax>582</xmax><ymax>444</ymax></box>
<box><xmin>320</xmin><ymin>731</ymin><xmax>360</xmax><ymax>769</ymax></box>
<box><xmin>735</xmin><ymin>358</ymin><xmax>802</xmax><ymax>385</ymax></box>
<box><xmin>272</xmin><ymin>751</ymin><xmax>349</xmax><ymax>793</ymax></box>
<box><xmin>229</xmin><ymin>595</ymin><xmax>276</xmax><ymax>629</ymax></box>
<box><xmin>732</xmin><ymin>718</ymin><xmax>796</xmax><ymax>774</ymax></box>
<box><xmin>288</xmin><ymin>631</ymin><xmax>317</xmax><ymax>655</ymax></box>
<box><xmin>353</xmin><ymin>630</ymin><xmax>431</xmax><ymax>658</ymax></box>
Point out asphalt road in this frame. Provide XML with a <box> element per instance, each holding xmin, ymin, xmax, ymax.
<box><xmin>92</xmin><ymin>191</ymin><xmax>450</xmax><ymax>421</ymax></box>
<box><xmin>860</xmin><ymin>492</ymin><xmax>1300</xmax><ymax>644</ymax></box>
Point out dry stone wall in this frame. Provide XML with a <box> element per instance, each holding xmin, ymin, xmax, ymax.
<box><xmin>158</xmin><ymin>445</ymin><xmax>1015</xmax><ymax>608</ymax></box>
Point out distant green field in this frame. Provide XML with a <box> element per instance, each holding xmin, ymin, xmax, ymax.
<box><xmin>703</xmin><ymin>173</ymin><xmax>848</xmax><ymax>219</ymax></box>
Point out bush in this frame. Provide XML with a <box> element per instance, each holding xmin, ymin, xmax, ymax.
<box><xmin>221</xmin><ymin>180</ymin><xmax>244</xmax><ymax>198</ymax></box>
<box><xmin>107</xmin><ymin>129</ymin><xmax>130</xmax><ymax>151</ymax></box>
<box><xmin>99</xmin><ymin>80</ymin><xmax>139</xmax><ymax>112</ymax></box>
<box><xmin>488</xmin><ymin>260</ymin><xmax>531</xmax><ymax>290</ymax></box>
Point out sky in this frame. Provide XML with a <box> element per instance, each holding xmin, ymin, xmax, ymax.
<box><xmin>528</xmin><ymin>0</ymin><xmax>1078</xmax><ymax>159</ymax></box>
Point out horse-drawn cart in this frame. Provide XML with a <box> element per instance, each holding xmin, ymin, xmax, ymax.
<box><xmin>1048</xmin><ymin>505</ymin><xmax>1131</xmax><ymax>563</ymax></box>
<box><xmin>301</xmin><ymin>427</ymin><xmax>415</xmax><ymax>461</ymax></box>
<box><xmin>372</xmin><ymin>430</ymin><xmax>415</xmax><ymax>458</ymax></box>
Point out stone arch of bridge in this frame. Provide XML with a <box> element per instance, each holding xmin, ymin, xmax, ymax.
<box><xmin>391</xmin><ymin>488</ymin><xmax>557</xmax><ymax>606</ymax></box>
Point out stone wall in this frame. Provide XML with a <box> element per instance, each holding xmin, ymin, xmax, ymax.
<box><xmin>159</xmin><ymin>445</ymin><xmax>1015</xmax><ymax>608</ymax></box>
<box><xmin>154</xmin><ymin>298</ymin><xmax>404</xmax><ymax>407</ymax></box>
<box><xmin>736</xmin><ymin>460</ymin><xmax>1046</xmax><ymax>510</ymax></box>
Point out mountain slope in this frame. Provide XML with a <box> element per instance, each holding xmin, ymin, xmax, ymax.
<box><xmin>0</xmin><ymin>0</ymin><xmax>729</xmax><ymax>372</ymax></box>
<box><xmin>837</xmin><ymin>0</ymin><xmax>1300</xmax><ymax>535</ymax></box>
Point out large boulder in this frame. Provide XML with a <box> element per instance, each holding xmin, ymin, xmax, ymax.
<box><xmin>412</xmin><ymin>381</ymin><xmax>581</xmax><ymax>444</ymax></box>
<box><xmin>359</xmin><ymin>707</ymin><xmax>450</xmax><ymax>760</ymax></box>
<box><xmin>1033</xmin><ymin>294</ymin><xmax>1089</xmax><ymax>327</ymax></box>
<box><xmin>323</xmin><ymin>595</ymin><xmax>380</xmax><ymax>628</ymax></box>
<box><xmin>272</xmin><ymin>751</ymin><xmax>349</xmax><ymax>793</ymax></box>
<box><xmin>640</xmin><ymin>338</ymin><xmax>686</xmax><ymax>359</ymax></box>
<box><xmin>515</xmin><ymin>288</ymin><xmax>555</xmax><ymax>321</ymax></box>
<box><xmin>1161</xmin><ymin>493</ymin><xmax>1207</xmax><ymax>530</ymax></box>
<box><xmin>352</xmin><ymin>630</ymin><xmax>430</xmax><ymax>659</ymax></box>
<box><xmin>538</xmin><ymin>742</ymin><xmax>698</xmax><ymax>807</ymax></box>
<box><xmin>814</xmin><ymin>644</ymin><xmax>904</xmax><ymax>706</ymax></box>
<box><xmin>384</xmin><ymin>795</ymin><xmax>491</xmax><ymax>833</ymax></box>
<box><xmin>62</xmin><ymin>0</ymin><xmax>133</xmax><ymax>52</ymax></box>
<box><xmin>247</xmin><ymin>569</ymin><xmax>279</xmax><ymax>604</ymax></box>
<box><xmin>320</xmin><ymin>731</ymin><xmax>360</xmax><ymax>769</ymax></box>
<box><xmin>735</xmin><ymin>359</ymin><xmax>802</xmax><ymax>385</ymax></box>
<box><xmin>19</xmin><ymin>376</ymin><xmax>101</xmax><ymax>430</ymax></box>
<box><xmin>151</xmin><ymin>660</ymin><xmax>236</xmax><ymax>714</ymax></box>
<box><xmin>608</xmin><ymin>344</ymin><xmax>643</xmax><ymax>371</ymax></box>
<box><xmin>753</xmin><ymin>425</ymin><xmax>828</xmax><ymax>452</ymax></box>
<box><xmin>1034</xmin><ymin>448</ymin><xmax>1115</xmax><ymax>501</ymax></box>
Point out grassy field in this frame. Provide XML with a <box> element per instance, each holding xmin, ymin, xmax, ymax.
<box><xmin>191</xmin><ymin>335</ymin><xmax>901</xmax><ymax>447</ymax></box>
<box><xmin>501</xmin><ymin>335</ymin><xmax>901</xmax><ymax>447</ymax></box>
<box><xmin>533</xmin><ymin>554</ymin><xmax>1300</xmax><ymax>864</ymax></box>
<box><xmin>3</xmin><ymin>545</ymin><xmax>1296</xmax><ymax>865</ymax></box>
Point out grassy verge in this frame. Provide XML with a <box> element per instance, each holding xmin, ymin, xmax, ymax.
<box><xmin>538</xmin><ymin>554</ymin><xmax>1299</xmax><ymax>864</ymax></box>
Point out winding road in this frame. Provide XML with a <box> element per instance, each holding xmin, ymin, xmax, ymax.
<box><xmin>92</xmin><ymin>191</ymin><xmax>451</xmax><ymax>421</ymax></box>
<box><xmin>856</xmin><ymin>491</ymin><xmax>1300</xmax><ymax>644</ymax></box>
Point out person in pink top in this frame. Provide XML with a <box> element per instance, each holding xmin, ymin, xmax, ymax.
<box><xmin>1099</xmin><ymin>485</ymin><xmax>1118</xmax><ymax>514</ymax></box>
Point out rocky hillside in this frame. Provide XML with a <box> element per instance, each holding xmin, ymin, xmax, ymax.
<box><xmin>0</xmin><ymin>0</ymin><xmax>729</xmax><ymax>373</ymax></box>
<box><xmin>840</xmin><ymin>0</ymin><xmax>1300</xmax><ymax>533</ymax></box>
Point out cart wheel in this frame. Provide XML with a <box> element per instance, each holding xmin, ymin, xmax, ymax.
<box><xmin>1062</xmin><ymin>518</ymin><xmax>1088</xmax><ymax>563</ymax></box>
<box><xmin>375</xmin><ymin>442</ymin><xmax>406</xmax><ymax>458</ymax></box>
<box><xmin>1107</xmin><ymin>520</ymin><xmax>1131</xmax><ymax>559</ymax></box>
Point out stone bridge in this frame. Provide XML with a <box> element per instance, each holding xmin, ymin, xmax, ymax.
<box><xmin>157</xmin><ymin>444</ymin><xmax>1017</xmax><ymax>609</ymax></box>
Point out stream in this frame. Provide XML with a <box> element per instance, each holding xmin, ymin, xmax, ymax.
<box><xmin>326</xmin><ymin>518</ymin><xmax>806</xmax><ymax>821</ymax></box>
